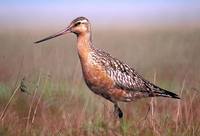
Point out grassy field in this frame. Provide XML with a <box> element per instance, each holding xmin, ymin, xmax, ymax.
<box><xmin>0</xmin><ymin>25</ymin><xmax>200</xmax><ymax>135</ymax></box>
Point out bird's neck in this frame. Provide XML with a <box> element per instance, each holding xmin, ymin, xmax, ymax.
<box><xmin>77</xmin><ymin>32</ymin><xmax>93</xmax><ymax>62</ymax></box>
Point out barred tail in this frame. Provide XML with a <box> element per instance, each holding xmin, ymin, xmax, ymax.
<box><xmin>153</xmin><ymin>85</ymin><xmax>180</xmax><ymax>99</ymax></box>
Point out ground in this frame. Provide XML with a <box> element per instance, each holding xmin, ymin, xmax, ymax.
<box><xmin>0</xmin><ymin>26</ymin><xmax>200</xmax><ymax>135</ymax></box>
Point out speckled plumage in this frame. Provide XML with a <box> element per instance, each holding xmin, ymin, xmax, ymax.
<box><xmin>35</xmin><ymin>16</ymin><xmax>180</xmax><ymax>118</ymax></box>
<box><xmin>86</xmin><ymin>47</ymin><xmax>179</xmax><ymax>102</ymax></box>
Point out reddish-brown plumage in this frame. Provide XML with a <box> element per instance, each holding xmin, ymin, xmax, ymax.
<box><xmin>77</xmin><ymin>33</ymin><xmax>114</xmax><ymax>96</ymax></box>
<box><xmin>81</xmin><ymin>60</ymin><xmax>114</xmax><ymax>91</ymax></box>
<box><xmin>35</xmin><ymin>16</ymin><xmax>180</xmax><ymax>118</ymax></box>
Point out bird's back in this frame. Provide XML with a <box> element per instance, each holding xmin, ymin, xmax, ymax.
<box><xmin>86</xmin><ymin>47</ymin><xmax>180</xmax><ymax>101</ymax></box>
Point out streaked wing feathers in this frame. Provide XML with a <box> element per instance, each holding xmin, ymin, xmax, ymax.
<box><xmin>92</xmin><ymin>48</ymin><xmax>152</xmax><ymax>92</ymax></box>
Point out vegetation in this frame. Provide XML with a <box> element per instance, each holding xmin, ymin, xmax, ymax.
<box><xmin>0</xmin><ymin>25</ymin><xmax>200</xmax><ymax>135</ymax></box>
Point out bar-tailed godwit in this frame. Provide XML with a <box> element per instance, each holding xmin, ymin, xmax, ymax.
<box><xmin>35</xmin><ymin>17</ymin><xmax>180</xmax><ymax>118</ymax></box>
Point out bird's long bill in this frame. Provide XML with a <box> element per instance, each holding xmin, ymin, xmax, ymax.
<box><xmin>34</xmin><ymin>27</ymin><xmax>71</xmax><ymax>44</ymax></box>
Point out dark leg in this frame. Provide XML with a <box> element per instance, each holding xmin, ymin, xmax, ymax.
<box><xmin>114</xmin><ymin>103</ymin><xmax>123</xmax><ymax>118</ymax></box>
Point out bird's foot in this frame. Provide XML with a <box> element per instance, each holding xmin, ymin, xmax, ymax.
<box><xmin>114</xmin><ymin>103</ymin><xmax>123</xmax><ymax>118</ymax></box>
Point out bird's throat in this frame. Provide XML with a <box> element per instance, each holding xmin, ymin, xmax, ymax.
<box><xmin>77</xmin><ymin>33</ymin><xmax>92</xmax><ymax>62</ymax></box>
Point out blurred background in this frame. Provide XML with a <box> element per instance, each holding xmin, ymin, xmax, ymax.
<box><xmin>0</xmin><ymin>0</ymin><xmax>200</xmax><ymax>135</ymax></box>
<box><xmin>0</xmin><ymin>0</ymin><xmax>199</xmax><ymax>87</ymax></box>
<box><xmin>1</xmin><ymin>0</ymin><xmax>200</xmax><ymax>28</ymax></box>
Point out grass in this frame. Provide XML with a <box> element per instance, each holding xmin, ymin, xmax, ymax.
<box><xmin>0</xmin><ymin>25</ymin><xmax>200</xmax><ymax>135</ymax></box>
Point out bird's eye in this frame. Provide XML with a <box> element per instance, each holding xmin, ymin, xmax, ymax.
<box><xmin>74</xmin><ymin>22</ymin><xmax>81</xmax><ymax>27</ymax></box>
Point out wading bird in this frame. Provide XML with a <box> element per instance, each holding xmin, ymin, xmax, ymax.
<box><xmin>35</xmin><ymin>17</ymin><xmax>180</xmax><ymax>118</ymax></box>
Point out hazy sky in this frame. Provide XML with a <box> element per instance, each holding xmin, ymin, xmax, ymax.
<box><xmin>0</xmin><ymin>0</ymin><xmax>199</xmax><ymax>28</ymax></box>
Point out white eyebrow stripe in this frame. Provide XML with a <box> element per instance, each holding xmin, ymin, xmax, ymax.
<box><xmin>79</xmin><ymin>19</ymin><xmax>88</xmax><ymax>24</ymax></box>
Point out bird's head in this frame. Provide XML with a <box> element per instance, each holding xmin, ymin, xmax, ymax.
<box><xmin>70</xmin><ymin>17</ymin><xmax>90</xmax><ymax>35</ymax></box>
<box><xmin>34</xmin><ymin>16</ymin><xmax>90</xmax><ymax>44</ymax></box>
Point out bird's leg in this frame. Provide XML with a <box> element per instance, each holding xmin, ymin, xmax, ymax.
<box><xmin>114</xmin><ymin>103</ymin><xmax>123</xmax><ymax>118</ymax></box>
